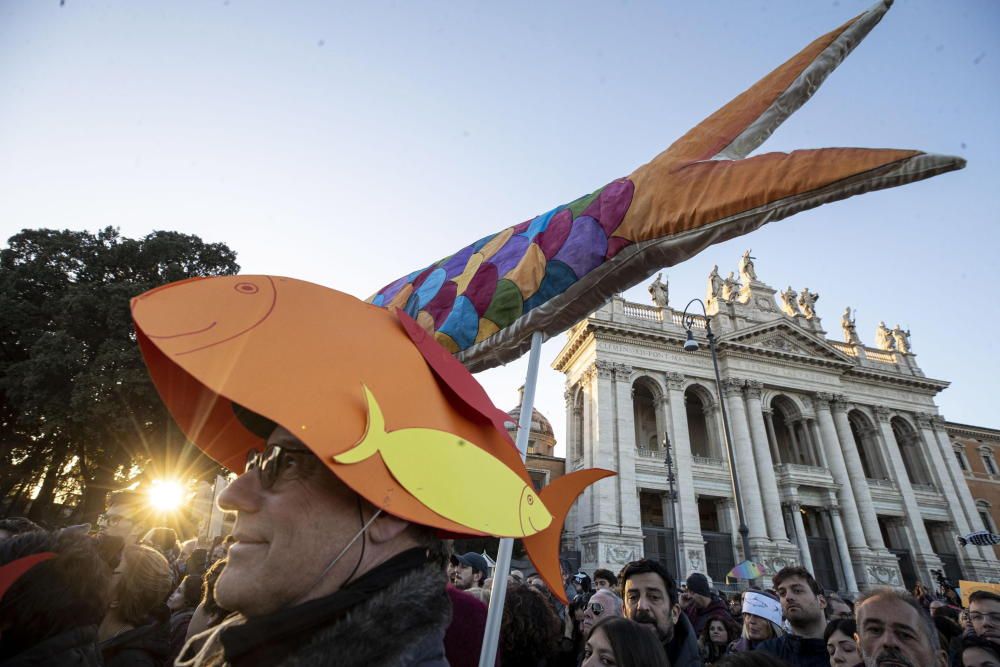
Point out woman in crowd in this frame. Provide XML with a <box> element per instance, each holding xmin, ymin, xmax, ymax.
<box><xmin>0</xmin><ymin>529</ymin><xmax>110</xmax><ymax>665</ymax></box>
<box><xmin>824</xmin><ymin>618</ymin><xmax>862</xmax><ymax>667</ymax></box>
<box><xmin>582</xmin><ymin>617</ymin><xmax>668</xmax><ymax>667</ymax></box>
<box><xmin>729</xmin><ymin>590</ymin><xmax>785</xmax><ymax>653</ymax></box>
<box><xmin>701</xmin><ymin>616</ymin><xmax>739</xmax><ymax>664</ymax></box>
<box><xmin>500</xmin><ymin>584</ymin><xmax>562</xmax><ymax>667</ymax></box>
<box><xmin>167</xmin><ymin>574</ymin><xmax>203</xmax><ymax>663</ymax></box>
<box><xmin>141</xmin><ymin>527</ymin><xmax>181</xmax><ymax>584</ymax></box>
<box><xmin>99</xmin><ymin>543</ymin><xmax>173</xmax><ymax>667</ymax></box>
<box><xmin>913</xmin><ymin>582</ymin><xmax>934</xmax><ymax>610</ymax></box>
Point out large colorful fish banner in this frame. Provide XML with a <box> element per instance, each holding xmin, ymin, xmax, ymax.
<box><xmin>369</xmin><ymin>0</ymin><xmax>964</xmax><ymax>372</ymax></box>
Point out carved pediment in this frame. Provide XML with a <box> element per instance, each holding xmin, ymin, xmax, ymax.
<box><xmin>721</xmin><ymin>321</ymin><xmax>853</xmax><ymax>366</ymax></box>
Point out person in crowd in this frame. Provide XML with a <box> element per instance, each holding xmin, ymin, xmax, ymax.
<box><xmin>700</xmin><ymin>616</ymin><xmax>739</xmax><ymax>665</ymax></box>
<box><xmin>914</xmin><ymin>582</ymin><xmax>935</xmax><ymax>609</ymax></box>
<box><xmin>181</xmin><ymin>558</ymin><xmax>231</xmax><ymax>649</ymax></box>
<box><xmin>728</xmin><ymin>592</ymin><xmax>745</xmax><ymax>619</ymax></box>
<box><xmin>582</xmin><ymin>617</ymin><xmax>669</xmax><ymax>667</ymax></box>
<box><xmin>621</xmin><ymin>558</ymin><xmax>702</xmax><ymax>666</ymax></box>
<box><xmin>99</xmin><ymin>543</ymin><xmax>173</xmax><ymax>667</ymax></box>
<box><xmin>593</xmin><ymin>568</ymin><xmax>617</xmax><ymax>592</ymax></box>
<box><xmin>730</xmin><ymin>590</ymin><xmax>784</xmax><ymax>653</ymax></box>
<box><xmin>99</xmin><ymin>490</ymin><xmax>146</xmax><ymax>547</ymax></box>
<box><xmin>510</xmin><ymin>569</ymin><xmax>525</xmax><ymax>584</ymax></box>
<box><xmin>714</xmin><ymin>652</ymin><xmax>798</xmax><ymax>666</ymax></box>
<box><xmin>573</xmin><ymin>571</ymin><xmax>592</xmax><ymax>596</ymax></box>
<box><xmin>931</xmin><ymin>601</ymin><xmax>965</xmax><ymax>663</ymax></box>
<box><xmin>823</xmin><ymin>618</ymin><xmax>861</xmax><ymax>667</ymax></box>
<box><xmin>854</xmin><ymin>587</ymin><xmax>947</xmax><ymax>667</ymax></box>
<box><xmin>141</xmin><ymin>526</ymin><xmax>181</xmax><ymax>583</ymax></box>
<box><xmin>960</xmin><ymin>635</ymin><xmax>1000</xmax><ymax>667</ymax></box>
<box><xmin>443</xmin><ymin>582</ymin><xmax>489</xmax><ymax>667</ymax></box>
<box><xmin>825</xmin><ymin>594</ymin><xmax>853</xmax><ymax>620</ymax></box>
<box><xmin>555</xmin><ymin>592</ymin><xmax>592</xmax><ymax>667</ymax></box>
<box><xmin>580</xmin><ymin>588</ymin><xmax>624</xmax><ymax>638</ymax></box>
<box><xmin>684</xmin><ymin>572</ymin><xmax>734</xmax><ymax>634</ymax></box>
<box><xmin>449</xmin><ymin>551</ymin><xmax>488</xmax><ymax>590</ymax></box>
<box><xmin>499</xmin><ymin>583</ymin><xmax>562</xmax><ymax>667</ymax></box>
<box><xmin>970</xmin><ymin>590</ymin><xmax>1000</xmax><ymax>646</ymax></box>
<box><xmin>167</xmin><ymin>574</ymin><xmax>203</xmax><ymax>663</ymax></box>
<box><xmin>756</xmin><ymin>566</ymin><xmax>829</xmax><ymax>667</ymax></box>
<box><xmin>184</xmin><ymin>547</ymin><xmax>210</xmax><ymax>580</ymax></box>
<box><xmin>944</xmin><ymin>587</ymin><xmax>963</xmax><ymax>608</ymax></box>
<box><xmin>0</xmin><ymin>529</ymin><xmax>110</xmax><ymax>665</ymax></box>
<box><xmin>0</xmin><ymin>517</ymin><xmax>42</xmax><ymax>541</ymax></box>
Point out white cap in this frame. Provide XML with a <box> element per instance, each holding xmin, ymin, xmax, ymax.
<box><xmin>742</xmin><ymin>591</ymin><xmax>783</xmax><ymax>627</ymax></box>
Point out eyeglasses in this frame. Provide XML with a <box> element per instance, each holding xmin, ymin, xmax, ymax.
<box><xmin>98</xmin><ymin>514</ymin><xmax>125</xmax><ymax>527</ymax></box>
<box><xmin>970</xmin><ymin>612</ymin><xmax>1000</xmax><ymax>624</ymax></box>
<box><xmin>244</xmin><ymin>445</ymin><xmax>315</xmax><ymax>490</ymax></box>
<box><xmin>586</xmin><ymin>602</ymin><xmax>605</xmax><ymax>615</ymax></box>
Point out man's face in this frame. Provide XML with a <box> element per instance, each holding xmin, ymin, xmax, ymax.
<box><xmin>581</xmin><ymin>590</ymin><xmax>621</xmax><ymax>636</ymax></box>
<box><xmin>594</xmin><ymin>577</ymin><xmax>611</xmax><ymax>591</ymax></box>
<box><xmin>963</xmin><ymin>647</ymin><xmax>1000</xmax><ymax>667</ymax></box>
<box><xmin>101</xmin><ymin>505</ymin><xmax>136</xmax><ymax>541</ymax></box>
<box><xmin>972</xmin><ymin>599</ymin><xmax>1000</xmax><ymax>645</ymax></box>
<box><xmin>690</xmin><ymin>592</ymin><xmax>711</xmax><ymax>609</ymax></box>
<box><xmin>451</xmin><ymin>562</ymin><xmax>480</xmax><ymax>590</ymax></box>
<box><xmin>828</xmin><ymin>597</ymin><xmax>853</xmax><ymax>620</ymax></box>
<box><xmin>856</xmin><ymin>596</ymin><xmax>946</xmax><ymax>667</ymax></box>
<box><xmin>214</xmin><ymin>426</ymin><xmax>369</xmax><ymax>617</ymax></box>
<box><xmin>624</xmin><ymin>572</ymin><xmax>678</xmax><ymax>642</ymax></box>
<box><xmin>776</xmin><ymin>575</ymin><xmax>825</xmax><ymax>627</ymax></box>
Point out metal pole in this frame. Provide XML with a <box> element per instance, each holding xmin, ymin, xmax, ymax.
<box><xmin>664</xmin><ymin>433</ymin><xmax>682</xmax><ymax>577</ymax></box>
<box><xmin>706</xmin><ymin>322</ymin><xmax>752</xmax><ymax>564</ymax></box>
<box><xmin>479</xmin><ymin>331</ymin><xmax>544</xmax><ymax>667</ymax></box>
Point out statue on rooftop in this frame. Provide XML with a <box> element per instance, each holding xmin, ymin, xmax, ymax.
<box><xmin>841</xmin><ymin>307</ymin><xmax>861</xmax><ymax>345</ymax></box>
<box><xmin>875</xmin><ymin>321</ymin><xmax>896</xmax><ymax>351</ymax></box>
<box><xmin>739</xmin><ymin>249</ymin><xmax>758</xmax><ymax>283</ymax></box>
<box><xmin>892</xmin><ymin>324</ymin><xmax>912</xmax><ymax>354</ymax></box>
<box><xmin>798</xmin><ymin>287</ymin><xmax>818</xmax><ymax>319</ymax></box>
<box><xmin>779</xmin><ymin>286</ymin><xmax>800</xmax><ymax>317</ymax></box>
<box><xmin>648</xmin><ymin>272</ymin><xmax>669</xmax><ymax>308</ymax></box>
<box><xmin>721</xmin><ymin>271</ymin><xmax>740</xmax><ymax>302</ymax></box>
<box><xmin>707</xmin><ymin>265</ymin><xmax>723</xmax><ymax>302</ymax></box>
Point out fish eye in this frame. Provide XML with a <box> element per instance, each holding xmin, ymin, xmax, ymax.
<box><xmin>235</xmin><ymin>282</ymin><xmax>259</xmax><ymax>294</ymax></box>
<box><xmin>526</xmin><ymin>494</ymin><xmax>534</xmax><ymax>505</ymax></box>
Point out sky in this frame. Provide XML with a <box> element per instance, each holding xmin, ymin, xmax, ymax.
<box><xmin>2</xmin><ymin>1</ymin><xmax>997</xmax><ymax>457</ymax></box>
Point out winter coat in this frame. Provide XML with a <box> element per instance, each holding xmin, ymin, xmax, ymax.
<box><xmin>756</xmin><ymin>633</ymin><xmax>829</xmax><ymax>667</ymax></box>
<box><xmin>179</xmin><ymin>549</ymin><xmax>450</xmax><ymax>667</ymax></box>
<box><xmin>0</xmin><ymin>625</ymin><xmax>103</xmax><ymax>667</ymax></box>
<box><xmin>100</xmin><ymin>619</ymin><xmax>171</xmax><ymax>667</ymax></box>
<box><xmin>664</xmin><ymin>613</ymin><xmax>703</xmax><ymax>667</ymax></box>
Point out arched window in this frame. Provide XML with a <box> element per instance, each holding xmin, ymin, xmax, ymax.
<box><xmin>891</xmin><ymin>417</ymin><xmax>933</xmax><ymax>487</ymax></box>
<box><xmin>685</xmin><ymin>386</ymin><xmax>716</xmax><ymax>458</ymax></box>
<box><xmin>848</xmin><ymin>410</ymin><xmax>888</xmax><ymax>479</ymax></box>
<box><xmin>632</xmin><ymin>379</ymin><xmax>660</xmax><ymax>452</ymax></box>
<box><xmin>770</xmin><ymin>396</ymin><xmax>816</xmax><ymax>465</ymax></box>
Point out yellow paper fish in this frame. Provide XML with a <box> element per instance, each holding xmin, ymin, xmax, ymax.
<box><xmin>336</xmin><ymin>385</ymin><xmax>553</xmax><ymax>537</ymax></box>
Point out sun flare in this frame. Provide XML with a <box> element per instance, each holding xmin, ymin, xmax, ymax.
<box><xmin>148</xmin><ymin>479</ymin><xmax>185</xmax><ymax>512</ymax></box>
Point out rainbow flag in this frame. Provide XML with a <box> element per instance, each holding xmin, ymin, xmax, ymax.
<box><xmin>727</xmin><ymin>560</ymin><xmax>769</xmax><ymax>580</ymax></box>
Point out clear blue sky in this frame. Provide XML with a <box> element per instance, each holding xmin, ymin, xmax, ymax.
<box><xmin>2</xmin><ymin>1</ymin><xmax>997</xmax><ymax>454</ymax></box>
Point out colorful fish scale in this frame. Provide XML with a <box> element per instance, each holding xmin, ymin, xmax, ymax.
<box><xmin>368</xmin><ymin>178</ymin><xmax>635</xmax><ymax>354</ymax></box>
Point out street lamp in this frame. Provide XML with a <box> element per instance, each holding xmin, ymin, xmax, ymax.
<box><xmin>680</xmin><ymin>298</ymin><xmax>753</xmax><ymax>567</ymax></box>
<box><xmin>662</xmin><ymin>432</ymin><xmax>682</xmax><ymax>578</ymax></box>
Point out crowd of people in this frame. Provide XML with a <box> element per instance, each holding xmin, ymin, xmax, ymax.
<box><xmin>2</xmin><ymin>442</ymin><xmax>1000</xmax><ymax>666</ymax></box>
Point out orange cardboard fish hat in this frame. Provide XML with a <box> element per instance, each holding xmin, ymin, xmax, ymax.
<box><xmin>132</xmin><ymin>275</ymin><xmax>610</xmax><ymax>602</ymax></box>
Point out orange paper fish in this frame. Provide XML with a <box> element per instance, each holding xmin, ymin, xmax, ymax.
<box><xmin>131</xmin><ymin>275</ymin><xmax>612</xmax><ymax>602</ymax></box>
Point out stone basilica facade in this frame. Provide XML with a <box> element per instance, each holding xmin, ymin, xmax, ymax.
<box><xmin>552</xmin><ymin>252</ymin><xmax>1000</xmax><ymax>594</ymax></box>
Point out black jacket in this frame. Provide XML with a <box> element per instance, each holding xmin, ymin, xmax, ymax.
<box><xmin>100</xmin><ymin>619</ymin><xmax>171</xmax><ymax>667</ymax></box>
<box><xmin>664</xmin><ymin>613</ymin><xmax>703</xmax><ymax>667</ymax></box>
<box><xmin>0</xmin><ymin>625</ymin><xmax>103</xmax><ymax>667</ymax></box>
<box><xmin>756</xmin><ymin>633</ymin><xmax>829</xmax><ymax>667</ymax></box>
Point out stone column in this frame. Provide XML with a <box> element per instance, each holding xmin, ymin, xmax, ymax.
<box><xmin>813</xmin><ymin>393</ymin><xmax>868</xmax><ymax>551</ymax></box>
<box><xmin>613</xmin><ymin>364</ymin><xmax>642</xmax><ymax>537</ymax></box>
<box><xmin>826</xmin><ymin>504</ymin><xmax>860</xmax><ymax>593</ymax></box>
<box><xmin>787</xmin><ymin>420</ymin><xmax>804</xmax><ymax>465</ymax></box>
<box><xmin>665</xmin><ymin>372</ymin><xmax>705</xmax><ymax>574</ymax></box>
<box><xmin>830</xmin><ymin>396</ymin><xmax>886</xmax><ymax>550</ymax></box>
<box><xmin>763</xmin><ymin>408</ymin><xmax>782</xmax><ymax>464</ymax></box>
<box><xmin>874</xmin><ymin>406</ymin><xmax>941</xmax><ymax>581</ymax></box>
<box><xmin>743</xmin><ymin>381</ymin><xmax>788</xmax><ymax>543</ymax></box>
<box><xmin>787</xmin><ymin>501</ymin><xmax>814</xmax><ymax>573</ymax></box>
<box><xmin>930</xmin><ymin>416</ymin><xmax>998</xmax><ymax>564</ymax></box>
<box><xmin>808</xmin><ymin>419</ymin><xmax>828</xmax><ymax>468</ymax></box>
<box><xmin>721</xmin><ymin>378</ymin><xmax>768</xmax><ymax>542</ymax></box>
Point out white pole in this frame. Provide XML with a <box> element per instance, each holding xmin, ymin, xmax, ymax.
<box><xmin>478</xmin><ymin>331</ymin><xmax>544</xmax><ymax>667</ymax></box>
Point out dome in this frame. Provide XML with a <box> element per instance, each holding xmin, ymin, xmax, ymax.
<box><xmin>505</xmin><ymin>386</ymin><xmax>557</xmax><ymax>456</ymax></box>
<box><xmin>506</xmin><ymin>405</ymin><xmax>555</xmax><ymax>439</ymax></box>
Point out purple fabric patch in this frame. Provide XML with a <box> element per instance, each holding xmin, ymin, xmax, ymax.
<box><xmin>411</xmin><ymin>265</ymin><xmax>436</xmax><ymax>290</ymax></box>
<box><xmin>511</xmin><ymin>219</ymin><xmax>532</xmax><ymax>235</ymax></box>
<box><xmin>440</xmin><ymin>245</ymin><xmax>477</xmax><ymax>280</ymax></box>
<box><xmin>424</xmin><ymin>280</ymin><xmax>458</xmax><ymax>328</ymax></box>
<box><xmin>489</xmin><ymin>234</ymin><xmax>531</xmax><ymax>277</ymax></box>
<box><xmin>377</xmin><ymin>273</ymin><xmax>413</xmax><ymax>304</ymax></box>
<box><xmin>536</xmin><ymin>208</ymin><xmax>573</xmax><ymax>259</ymax></box>
<box><xmin>606</xmin><ymin>236</ymin><xmax>633</xmax><ymax>259</ymax></box>
<box><xmin>464</xmin><ymin>262</ymin><xmax>499</xmax><ymax>316</ymax></box>
<box><xmin>552</xmin><ymin>217</ymin><xmax>608</xmax><ymax>278</ymax></box>
<box><xmin>583</xmin><ymin>178</ymin><xmax>635</xmax><ymax>237</ymax></box>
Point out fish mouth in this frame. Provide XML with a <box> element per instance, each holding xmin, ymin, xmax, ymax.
<box><xmin>528</xmin><ymin>515</ymin><xmax>542</xmax><ymax>534</ymax></box>
<box><xmin>147</xmin><ymin>321</ymin><xmax>218</xmax><ymax>339</ymax></box>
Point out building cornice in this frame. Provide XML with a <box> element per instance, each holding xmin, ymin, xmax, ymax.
<box><xmin>947</xmin><ymin>421</ymin><xmax>1000</xmax><ymax>440</ymax></box>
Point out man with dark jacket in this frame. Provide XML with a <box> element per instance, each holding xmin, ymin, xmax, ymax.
<box><xmin>682</xmin><ymin>572</ymin><xmax>733</xmax><ymax>634</ymax></box>
<box><xmin>621</xmin><ymin>559</ymin><xmax>701</xmax><ymax>667</ymax></box>
<box><xmin>756</xmin><ymin>566</ymin><xmax>829</xmax><ymax>667</ymax></box>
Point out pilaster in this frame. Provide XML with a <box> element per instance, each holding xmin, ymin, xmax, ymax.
<box><xmin>664</xmin><ymin>372</ymin><xmax>706</xmax><ymax>577</ymax></box>
<box><xmin>721</xmin><ymin>377</ymin><xmax>769</xmax><ymax>544</ymax></box>
<box><xmin>744</xmin><ymin>380</ymin><xmax>790</xmax><ymax>544</ymax></box>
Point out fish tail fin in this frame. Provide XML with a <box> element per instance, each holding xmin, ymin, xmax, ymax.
<box><xmin>522</xmin><ymin>468</ymin><xmax>615</xmax><ymax>605</ymax></box>
<box><xmin>333</xmin><ymin>385</ymin><xmax>387</xmax><ymax>464</ymax></box>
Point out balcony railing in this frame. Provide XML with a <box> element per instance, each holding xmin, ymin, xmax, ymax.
<box><xmin>866</xmin><ymin>478</ymin><xmax>898</xmax><ymax>490</ymax></box>
<box><xmin>623</xmin><ymin>302</ymin><xmax>663</xmax><ymax>322</ymax></box>
<box><xmin>692</xmin><ymin>456</ymin><xmax>727</xmax><ymax>468</ymax></box>
<box><xmin>635</xmin><ymin>448</ymin><xmax>663</xmax><ymax>459</ymax></box>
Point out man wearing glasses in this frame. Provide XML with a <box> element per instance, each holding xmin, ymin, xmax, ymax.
<box><xmin>97</xmin><ymin>490</ymin><xmax>145</xmax><ymax>545</ymax></box>
<box><xmin>580</xmin><ymin>589</ymin><xmax>623</xmax><ymax>638</ymax></box>
<box><xmin>970</xmin><ymin>590</ymin><xmax>1000</xmax><ymax>646</ymax></box>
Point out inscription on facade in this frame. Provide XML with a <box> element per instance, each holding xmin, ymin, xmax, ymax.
<box><xmin>600</xmin><ymin>342</ymin><xmax>686</xmax><ymax>364</ymax></box>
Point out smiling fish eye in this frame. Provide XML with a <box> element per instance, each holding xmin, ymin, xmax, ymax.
<box><xmin>526</xmin><ymin>495</ymin><xmax>534</xmax><ymax>505</ymax></box>
<box><xmin>235</xmin><ymin>282</ymin><xmax>259</xmax><ymax>294</ymax></box>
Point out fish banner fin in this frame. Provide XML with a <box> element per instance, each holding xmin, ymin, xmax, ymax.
<box><xmin>523</xmin><ymin>468</ymin><xmax>615</xmax><ymax>605</ymax></box>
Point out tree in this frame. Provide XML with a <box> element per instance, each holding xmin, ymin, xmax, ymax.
<box><xmin>0</xmin><ymin>227</ymin><xmax>240</xmax><ymax>525</ymax></box>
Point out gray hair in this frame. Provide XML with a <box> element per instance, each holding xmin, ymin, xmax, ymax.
<box><xmin>855</xmin><ymin>587</ymin><xmax>940</xmax><ymax>652</ymax></box>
